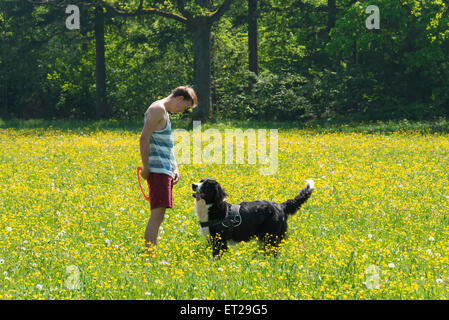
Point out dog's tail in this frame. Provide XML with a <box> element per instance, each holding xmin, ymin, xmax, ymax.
<box><xmin>282</xmin><ymin>179</ymin><xmax>314</xmax><ymax>215</ymax></box>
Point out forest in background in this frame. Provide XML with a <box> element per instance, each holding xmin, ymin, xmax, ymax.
<box><xmin>1</xmin><ymin>0</ymin><xmax>449</xmax><ymax>122</ymax></box>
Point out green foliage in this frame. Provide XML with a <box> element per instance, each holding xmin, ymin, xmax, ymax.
<box><xmin>324</xmin><ymin>0</ymin><xmax>449</xmax><ymax>120</ymax></box>
<box><xmin>1</xmin><ymin>0</ymin><xmax>449</xmax><ymax>121</ymax></box>
<box><xmin>216</xmin><ymin>70</ymin><xmax>313</xmax><ymax>121</ymax></box>
<box><xmin>104</xmin><ymin>14</ymin><xmax>192</xmax><ymax>119</ymax></box>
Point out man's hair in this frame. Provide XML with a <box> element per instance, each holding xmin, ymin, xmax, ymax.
<box><xmin>171</xmin><ymin>86</ymin><xmax>198</xmax><ymax>108</ymax></box>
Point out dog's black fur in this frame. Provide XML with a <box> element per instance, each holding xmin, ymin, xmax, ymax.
<box><xmin>192</xmin><ymin>178</ymin><xmax>314</xmax><ymax>257</ymax></box>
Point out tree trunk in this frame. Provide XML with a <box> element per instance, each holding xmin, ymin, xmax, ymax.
<box><xmin>1</xmin><ymin>3</ymin><xmax>8</xmax><ymax>117</ymax></box>
<box><xmin>327</xmin><ymin>0</ymin><xmax>336</xmax><ymax>32</ymax></box>
<box><xmin>354</xmin><ymin>39</ymin><xmax>358</xmax><ymax>64</ymax></box>
<box><xmin>1</xmin><ymin>41</ymin><xmax>7</xmax><ymax>116</ymax></box>
<box><xmin>192</xmin><ymin>20</ymin><xmax>212</xmax><ymax>121</ymax></box>
<box><xmin>81</xmin><ymin>5</ymin><xmax>91</xmax><ymax>118</ymax></box>
<box><xmin>3</xmin><ymin>78</ymin><xmax>7</xmax><ymax>118</ymax></box>
<box><xmin>210</xmin><ymin>33</ymin><xmax>218</xmax><ymax>113</ymax></box>
<box><xmin>248</xmin><ymin>0</ymin><xmax>259</xmax><ymax>76</ymax></box>
<box><xmin>95</xmin><ymin>5</ymin><xmax>107</xmax><ymax>119</ymax></box>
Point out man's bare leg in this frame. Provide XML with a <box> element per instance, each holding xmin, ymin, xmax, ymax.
<box><xmin>145</xmin><ymin>207</ymin><xmax>166</xmax><ymax>250</ymax></box>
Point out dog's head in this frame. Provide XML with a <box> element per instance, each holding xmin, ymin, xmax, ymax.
<box><xmin>192</xmin><ymin>178</ymin><xmax>227</xmax><ymax>205</ymax></box>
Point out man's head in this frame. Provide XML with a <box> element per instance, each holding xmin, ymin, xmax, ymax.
<box><xmin>169</xmin><ymin>86</ymin><xmax>198</xmax><ymax>113</ymax></box>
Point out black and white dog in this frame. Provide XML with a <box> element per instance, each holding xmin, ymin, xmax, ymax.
<box><xmin>192</xmin><ymin>178</ymin><xmax>314</xmax><ymax>257</ymax></box>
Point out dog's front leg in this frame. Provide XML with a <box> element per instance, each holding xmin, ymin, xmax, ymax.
<box><xmin>211</xmin><ymin>234</ymin><xmax>228</xmax><ymax>257</ymax></box>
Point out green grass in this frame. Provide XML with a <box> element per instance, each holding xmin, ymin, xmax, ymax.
<box><xmin>0</xmin><ymin>118</ymin><xmax>448</xmax><ymax>299</ymax></box>
<box><xmin>2</xmin><ymin>117</ymin><xmax>449</xmax><ymax>133</ymax></box>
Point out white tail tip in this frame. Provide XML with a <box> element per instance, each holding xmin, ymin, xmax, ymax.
<box><xmin>306</xmin><ymin>179</ymin><xmax>315</xmax><ymax>190</ymax></box>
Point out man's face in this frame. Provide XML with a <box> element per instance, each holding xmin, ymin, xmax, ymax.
<box><xmin>174</xmin><ymin>96</ymin><xmax>193</xmax><ymax>114</ymax></box>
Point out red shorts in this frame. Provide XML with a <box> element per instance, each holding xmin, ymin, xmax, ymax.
<box><xmin>147</xmin><ymin>172</ymin><xmax>173</xmax><ymax>210</ymax></box>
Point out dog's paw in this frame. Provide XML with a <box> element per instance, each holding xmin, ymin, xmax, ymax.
<box><xmin>305</xmin><ymin>179</ymin><xmax>315</xmax><ymax>190</ymax></box>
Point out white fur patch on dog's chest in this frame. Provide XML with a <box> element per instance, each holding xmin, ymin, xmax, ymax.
<box><xmin>194</xmin><ymin>199</ymin><xmax>212</xmax><ymax>238</ymax></box>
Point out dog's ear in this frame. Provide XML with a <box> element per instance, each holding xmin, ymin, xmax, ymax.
<box><xmin>214</xmin><ymin>183</ymin><xmax>227</xmax><ymax>203</ymax></box>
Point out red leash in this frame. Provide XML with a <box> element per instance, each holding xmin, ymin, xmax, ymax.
<box><xmin>137</xmin><ymin>166</ymin><xmax>150</xmax><ymax>202</ymax></box>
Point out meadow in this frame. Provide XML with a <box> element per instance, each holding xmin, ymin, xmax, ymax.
<box><xmin>1</xmin><ymin>119</ymin><xmax>449</xmax><ymax>300</ymax></box>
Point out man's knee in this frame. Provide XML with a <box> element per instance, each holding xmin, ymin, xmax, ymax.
<box><xmin>150</xmin><ymin>207</ymin><xmax>166</xmax><ymax>223</ymax></box>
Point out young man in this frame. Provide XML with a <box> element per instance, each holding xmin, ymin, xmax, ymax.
<box><xmin>140</xmin><ymin>86</ymin><xmax>197</xmax><ymax>251</ymax></box>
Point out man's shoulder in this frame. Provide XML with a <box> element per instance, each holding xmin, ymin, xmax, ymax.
<box><xmin>145</xmin><ymin>101</ymin><xmax>166</xmax><ymax>118</ymax></box>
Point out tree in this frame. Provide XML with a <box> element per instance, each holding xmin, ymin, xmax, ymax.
<box><xmin>27</xmin><ymin>0</ymin><xmax>109</xmax><ymax>119</ymax></box>
<box><xmin>248</xmin><ymin>0</ymin><xmax>258</xmax><ymax>76</ymax></box>
<box><xmin>95</xmin><ymin>4</ymin><xmax>107</xmax><ymax>118</ymax></box>
<box><xmin>1</xmin><ymin>0</ymin><xmax>63</xmax><ymax>118</ymax></box>
<box><xmin>102</xmin><ymin>0</ymin><xmax>234</xmax><ymax>121</ymax></box>
<box><xmin>327</xmin><ymin>0</ymin><xmax>336</xmax><ymax>32</ymax></box>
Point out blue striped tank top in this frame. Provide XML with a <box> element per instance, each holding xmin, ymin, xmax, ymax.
<box><xmin>148</xmin><ymin>111</ymin><xmax>175</xmax><ymax>178</ymax></box>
